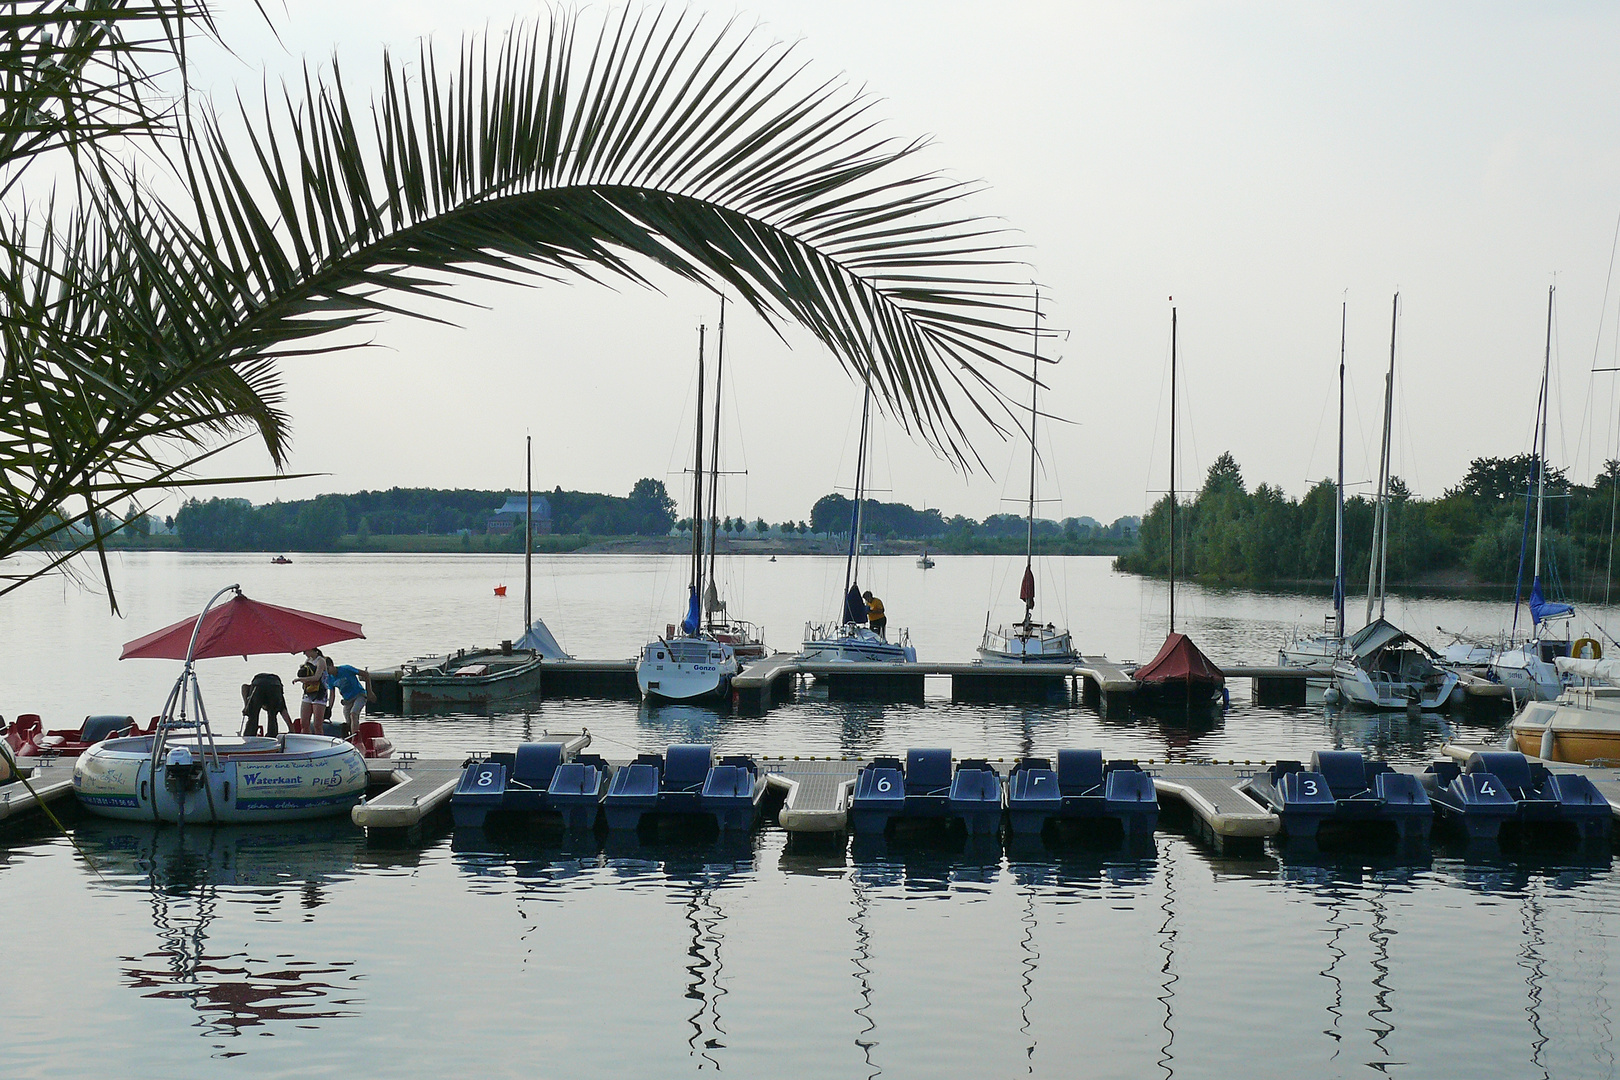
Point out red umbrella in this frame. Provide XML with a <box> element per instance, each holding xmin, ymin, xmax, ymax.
<box><xmin>120</xmin><ymin>591</ymin><xmax>364</xmax><ymax>660</ymax></box>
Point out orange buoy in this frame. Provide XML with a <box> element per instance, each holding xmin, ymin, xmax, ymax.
<box><xmin>493</xmin><ymin>585</ymin><xmax>507</xmax><ymax>597</ymax></box>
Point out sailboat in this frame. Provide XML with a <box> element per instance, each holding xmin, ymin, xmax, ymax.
<box><xmin>979</xmin><ymin>290</ymin><xmax>1078</xmax><ymax>664</ymax></box>
<box><xmin>1478</xmin><ymin>286</ymin><xmax>1577</xmax><ymax>701</ymax></box>
<box><xmin>399</xmin><ymin>436</ymin><xmax>565</xmax><ymax>710</ymax></box>
<box><xmin>799</xmin><ymin>385</ymin><xmax>917</xmax><ymax>663</ymax></box>
<box><xmin>636</xmin><ymin>326</ymin><xmax>741</xmax><ymax>701</ymax></box>
<box><xmin>699</xmin><ymin>300</ymin><xmax>767</xmax><ymax>662</ymax></box>
<box><xmin>1279</xmin><ymin>302</ymin><xmax>1349</xmax><ymax>672</ymax></box>
<box><xmin>1131</xmin><ymin>304</ymin><xmax>1225</xmax><ymax>708</ymax></box>
<box><xmin>1330</xmin><ymin>294</ymin><xmax>1457</xmax><ymax>710</ymax></box>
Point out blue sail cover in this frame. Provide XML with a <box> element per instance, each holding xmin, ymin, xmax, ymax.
<box><xmin>680</xmin><ymin>586</ymin><xmax>702</xmax><ymax>635</ymax></box>
<box><xmin>843</xmin><ymin>584</ymin><xmax>868</xmax><ymax>626</ymax></box>
<box><xmin>1529</xmin><ymin>578</ymin><xmax>1573</xmax><ymax>625</ymax></box>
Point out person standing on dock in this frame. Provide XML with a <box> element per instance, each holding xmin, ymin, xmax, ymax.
<box><xmin>864</xmin><ymin>591</ymin><xmax>887</xmax><ymax>639</ymax></box>
<box><xmin>324</xmin><ymin>661</ymin><xmax>373</xmax><ymax>734</ymax></box>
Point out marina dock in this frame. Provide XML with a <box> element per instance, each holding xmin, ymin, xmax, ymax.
<box><xmin>9</xmin><ymin>741</ymin><xmax>1620</xmax><ymax>859</ymax></box>
<box><xmin>371</xmin><ymin>651</ymin><xmax>1513</xmax><ymax>715</ymax></box>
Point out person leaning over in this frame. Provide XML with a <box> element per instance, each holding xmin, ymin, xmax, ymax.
<box><xmin>863</xmin><ymin>591</ymin><xmax>887</xmax><ymax>639</ymax></box>
<box><xmin>240</xmin><ymin>671</ymin><xmax>293</xmax><ymax>737</ymax></box>
<box><xmin>324</xmin><ymin>660</ymin><xmax>373</xmax><ymax>733</ymax></box>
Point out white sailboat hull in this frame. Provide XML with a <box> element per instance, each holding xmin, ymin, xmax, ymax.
<box><xmin>1331</xmin><ymin>661</ymin><xmax>1458</xmax><ymax>710</ymax></box>
<box><xmin>979</xmin><ymin>624</ymin><xmax>1077</xmax><ymax>663</ymax></box>
<box><xmin>799</xmin><ymin>624</ymin><xmax>915</xmax><ymax>664</ymax></box>
<box><xmin>636</xmin><ymin>637</ymin><xmax>739</xmax><ymax>701</ymax></box>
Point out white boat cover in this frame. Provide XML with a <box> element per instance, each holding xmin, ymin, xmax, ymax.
<box><xmin>517</xmin><ymin>618</ymin><xmax>571</xmax><ymax>659</ymax></box>
<box><xmin>1555</xmin><ymin>656</ymin><xmax>1620</xmax><ymax>683</ymax></box>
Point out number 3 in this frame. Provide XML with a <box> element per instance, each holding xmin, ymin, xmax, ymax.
<box><xmin>1302</xmin><ymin>779</ymin><xmax>1318</xmax><ymax>796</ymax></box>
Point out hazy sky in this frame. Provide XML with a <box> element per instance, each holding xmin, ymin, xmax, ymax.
<box><xmin>168</xmin><ymin>1</ymin><xmax>1620</xmax><ymax>528</ymax></box>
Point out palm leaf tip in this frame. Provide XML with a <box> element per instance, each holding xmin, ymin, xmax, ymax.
<box><xmin>185</xmin><ymin>3</ymin><xmax>1043</xmax><ymax>462</ymax></box>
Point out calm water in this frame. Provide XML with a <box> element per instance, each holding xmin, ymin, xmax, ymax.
<box><xmin>4</xmin><ymin>552</ymin><xmax>1619</xmax><ymax>1078</ymax></box>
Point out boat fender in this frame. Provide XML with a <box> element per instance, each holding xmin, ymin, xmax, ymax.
<box><xmin>1220</xmin><ymin>686</ymin><xmax>1231</xmax><ymax>709</ymax></box>
<box><xmin>1573</xmin><ymin>637</ymin><xmax>1603</xmax><ymax>661</ymax></box>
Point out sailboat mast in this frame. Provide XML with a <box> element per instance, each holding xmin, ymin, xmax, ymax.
<box><xmin>1378</xmin><ymin>293</ymin><xmax>1397</xmax><ymax>620</ymax></box>
<box><xmin>1169</xmin><ymin>304</ymin><xmax>1177</xmax><ymax>636</ymax></box>
<box><xmin>525</xmin><ymin>434</ymin><xmax>533</xmax><ymax>634</ymax></box>
<box><xmin>1366</xmin><ymin>293</ymin><xmax>1396</xmax><ymax>625</ymax></box>
<box><xmin>1534</xmin><ymin>284</ymin><xmax>1554</xmax><ymax>583</ymax></box>
<box><xmin>844</xmin><ymin>385</ymin><xmax>872</xmax><ymax>598</ymax></box>
<box><xmin>1026</xmin><ymin>291</ymin><xmax>1039</xmax><ymax>593</ymax></box>
<box><xmin>1335</xmin><ymin>303</ymin><xmax>1345</xmax><ymax>640</ymax></box>
<box><xmin>691</xmin><ymin>327</ymin><xmax>707</xmax><ymax>603</ymax></box>
<box><xmin>707</xmin><ymin>299</ymin><xmax>726</xmax><ymax>620</ymax></box>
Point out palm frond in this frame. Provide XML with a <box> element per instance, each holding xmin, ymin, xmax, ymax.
<box><xmin>169</xmin><ymin>7</ymin><xmax>1037</xmax><ymax>462</ymax></box>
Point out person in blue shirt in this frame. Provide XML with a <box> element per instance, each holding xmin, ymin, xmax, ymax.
<box><xmin>324</xmin><ymin>661</ymin><xmax>373</xmax><ymax>733</ymax></box>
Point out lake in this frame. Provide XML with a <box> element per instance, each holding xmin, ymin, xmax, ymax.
<box><xmin>3</xmin><ymin>552</ymin><xmax>1617</xmax><ymax>1078</ymax></box>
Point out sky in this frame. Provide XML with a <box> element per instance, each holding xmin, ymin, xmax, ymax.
<box><xmin>161</xmin><ymin>1</ymin><xmax>1620</xmax><ymax>528</ymax></box>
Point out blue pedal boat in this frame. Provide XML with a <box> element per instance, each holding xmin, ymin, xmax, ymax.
<box><xmin>1005</xmin><ymin>750</ymin><xmax>1158</xmax><ymax>840</ymax></box>
<box><xmin>849</xmin><ymin>749</ymin><xmax>1004</xmax><ymax>836</ymax></box>
<box><xmin>1242</xmin><ymin>751</ymin><xmax>1431</xmax><ymax>844</ymax></box>
<box><xmin>451</xmin><ymin>742</ymin><xmax>610</xmax><ymax>831</ymax></box>
<box><xmin>1423</xmin><ymin>751</ymin><xmax>1610</xmax><ymax>845</ymax></box>
<box><xmin>601</xmin><ymin>744</ymin><xmax>765</xmax><ymax>832</ymax></box>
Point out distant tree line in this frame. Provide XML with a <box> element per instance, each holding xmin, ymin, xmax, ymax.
<box><xmin>807</xmin><ymin>492</ymin><xmax>1139</xmax><ymax>553</ymax></box>
<box><xmin>1114</xmin><ymin>450</ymin><xmax>1620</xmax><ymax>596</ymax></box>
<box><xmin>175</xmin><ymin>480</ymin><xmax>676</xmax><ymax>550</ymax></box>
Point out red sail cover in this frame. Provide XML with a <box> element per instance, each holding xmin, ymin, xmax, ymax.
<box><xmin>1134</xmin><ymin>632</ymin><xmax>1225</xmax><ymax>687</ymax></box>
<box><xmin>1019</xmin><ymin>566</ymin><xmax>1035</xmax><ymax>607</ymax></box>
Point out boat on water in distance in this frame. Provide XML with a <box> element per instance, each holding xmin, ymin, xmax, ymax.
<box><xmin>917</xmin><ymin>551</ymin><xmax>935</xmax><ymax>569</ymax></box>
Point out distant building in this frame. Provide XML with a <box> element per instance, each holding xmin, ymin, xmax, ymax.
<box><xmin>488</xmin><ymin>494</ymin><xmax>552</xmax><ymax>535</ymax></box>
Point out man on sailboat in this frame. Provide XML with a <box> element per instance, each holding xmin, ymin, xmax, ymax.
<box><xmin>864</xmin><ymin>591</ymin><xmax>887</xmax><ymax>639</ymax></box>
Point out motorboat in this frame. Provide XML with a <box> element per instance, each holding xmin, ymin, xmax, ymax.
<box><xmin>1331</xmin><ymin>618</ymin><xmax>1458</xmax><ymax>710</ymax></box>
<box><xmin>400</xmin><ymin>642</ymin><xmax>546</xmax><ymax>709</ymax></box>
<box><xmin>916</xmin><ymin>551</ymin><xmax>935</xmax><ymax>569</ymax></box>
<box><xmin>76</xmin><ymin>584</ymin><xmax>382</xmax><ymax>825</ymax></box>
<box><xmin>979</xmin><ymin>290</ymin><xmax>1079</xmax><ymax>666</ymax></box>
<box><xmin>635</xmin><ymin>323</ymin><xmax>739</xmax><ymax>702</ymax></box>
<box><xmin>799</xmin><ymin>385</ymin><xmax>917</xmax><ymax>665</ymax></box>
<box><xmin>1509</xmin><ymin>656</ymin><xmax>1620</xmax><ymax>763</ymax></box>
<box><xmin>75</xmin><ymin>730</ymin><xmax>369</xmax><ymax>824</ymax></box>
<box><xmin>405</xmin><ymin>439</ymin><xmax>570</xmax><ymax>710</ymax></box>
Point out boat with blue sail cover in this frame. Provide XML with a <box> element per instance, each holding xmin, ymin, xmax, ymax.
<box><xmin>636</xmin><ymin>325</ymin><xmax>741</xmax><ymax>702</ymax></box>
<box><xmin>800</xmin><ymin>385</ymin><xmax>916</xmax><ymax>664</ymax></box>
<box><xmin>1459</xmin><ymin>287</ymin><xmax>1580</xmax><ymax>702</ymax></box>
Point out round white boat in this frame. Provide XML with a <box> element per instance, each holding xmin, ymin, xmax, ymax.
<box><xmin>74</xmin><ymin>732</ymin><xmax>368</xmax><ymax>824</ymax></box>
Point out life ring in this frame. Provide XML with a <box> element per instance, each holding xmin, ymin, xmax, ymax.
<box><xmin>1573</xmin><ymin>637</ymin><xmax>1603</xmax><ymax>661</ymax></box>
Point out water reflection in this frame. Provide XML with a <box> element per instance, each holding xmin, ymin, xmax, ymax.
<box><xmin>73</xmin><ymin>821</ymin><xmax>374</xmax><ymax>1046</ymax></box>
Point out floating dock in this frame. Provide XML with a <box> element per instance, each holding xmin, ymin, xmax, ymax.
<box><xmin>371</xmin><ymin>651</ymin><xmax>1512</xmax><ymax>715</ymax></box>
